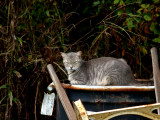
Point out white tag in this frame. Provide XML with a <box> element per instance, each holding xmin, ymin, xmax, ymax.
<box><xmin>40</xmin><ymin>92</ymin><xmax>55</xmax><ymax>116</ymax></box>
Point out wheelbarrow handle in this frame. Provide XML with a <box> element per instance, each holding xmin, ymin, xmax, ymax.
<box><xmin>47</xmin><ymin>64</ymin><xmax>77</xmax><ymax>120</ymax></box>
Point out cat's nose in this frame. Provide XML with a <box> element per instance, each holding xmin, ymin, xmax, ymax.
<box><xmin>70</xmin><ymin>66</ymin><xmax>73</xmax><ymax>70</ymax></box>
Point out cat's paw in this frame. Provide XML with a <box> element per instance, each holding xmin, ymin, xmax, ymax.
<box><xmin>70</xmin><ymin>80</ymin><xmax>79</xmax><ymax>85</ymax></box>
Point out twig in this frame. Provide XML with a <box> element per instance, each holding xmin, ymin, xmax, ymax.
<box><xmin>34</xmin><ymin>81</ymin><xmax>40</xmax><ymax>120</ymax></box>
<box><xmin>89</xmin><ymin>26</ymin><xmax>110</xmax><ymax>52</ymax></box>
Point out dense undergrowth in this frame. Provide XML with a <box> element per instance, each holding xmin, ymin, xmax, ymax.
<box><xmin>0</xmin><ymin>0</ymin><xmax>160</xmax><ymax>119</ymax></box>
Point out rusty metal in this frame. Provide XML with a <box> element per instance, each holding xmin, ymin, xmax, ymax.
<box><xmin>49</xmin><ymin>83</ymin><xmax>155</xmax><ymax>92</ymax></box>
<box><xmin>73</xmin><ymin>99</ymin><xmax>160</xmax><ymax>120</ymax></box>
<box><xmin>56</xmin><ymin>84</ymin><xmax>155</xmax><ymax>120</ymax></box>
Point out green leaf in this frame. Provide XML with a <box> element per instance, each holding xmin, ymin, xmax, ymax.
<box><xmin>128</xmin><ymin>13</ymin><xmax>133</xmax><ymax>17</ymax></box>
<box><xmin>17</xmin><ymin>37</ymin><xmax>23</xmax><ymax>46</ymax></box>
<box><xmin>17</xmin><ymin>57</ymin><xmax>22</xmax><ymax>63</ymax></box>
<box><xmin>13</xmin><ymin>97</ymin><xmax>18</xmax><ymax>102</ymax></box>
<box><xmin>93</xmin><ymin>1</ymin><xmax>100</xmax><ymax>6</ymax></box>
<box><xmin>119</xmin><ymin>0</ymin><xmax>125</xmax><ymax>5</ymax></box>
<box><xmin>142</xmin><ymin>47</ymin><xmax>148</xmax><ymax>55</ymax></box>
<box><xmin>150</xmin><ymin>23</ymin><xmax>160</xmax><ymax>35</ymax></box>
<box><xmin>135</xmin><ymin>18</ymin><xmax>141</xmax><ymax>23</ymax></box>
<box><xmin>141</xmin><ymin>4</ymin><xmax>146</xmax><ymax>9</ymax></box>
<box><xmin>83</xmin><ymin>7</ymin><xmax>89</xmax><ymax>14</ymax></box>
<box><xmin>141</xmin><ymin>4</ymin><xmax>149</xmax><ymax>9</ymax></box>
<box><xmin>117</xmin><ymin>9</ymin><xmax>123</xmax><ymax>16</ymax></box>
<box><xmin>0</xmin><ymin>85</ymin><xmax>7</xmax><ymax>89</ymax></box>
<box><xmin>156</xmin><ymin>14</ymin><xmax>159</xmax><ymax>17</ymax></box>
<box><xmin>153</xmin><ymin>38</ymin><xmax>160</xmax><ymax>43</ymax></box>
<box><xmin>8</xmin><ymin>91</ymin><xmax>11</xmax><ymax>96</ymax></box>
<box><xmin>28</xmin><ymin>55</ymin><xmax>32</xmax><ymax>61</ymax></box>
<box><xmin>8</xmin><ymin>91</ymin><xmax>13</xmax><ymax>105</ymax></box>
<box><xmin>125</xmin><ymin>0</ymin><xmax>131</xmax><ymax>4</ymax></box>
<box><xmin>144</xmin><ymin>14</ymin><xmax>152</xmax><ymax>21</ymax></box>
<box><xmin>152</xmin><ymin>0</ymin><xmax>159</xmax><ymax>3</ymax></box>
<box><xmin>46</xmin><ymin>10</ymin><xmax>50</xmax><ymax>17</ymax></box>
<box><xmin>146</xmin><ymin>4</ymin><xmax>150</xmax><ymax>8</ymax></box>
<box><xmin>126</xmin><ymin>18</ymin><xmax>135</xmax><ymax>30</ymax></box>
<box><xmin>114</xmin><ymin>0</ymin><xmax>120</xmax><ymax>4</ymax></box>
<box><xmin>137</xmin><ymin>10</ymin><xmax>142</xmax><ymax>15</ymax></box>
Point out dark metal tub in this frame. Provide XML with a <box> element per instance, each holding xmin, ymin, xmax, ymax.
<box><xmin>56</xmin><ymin>84</ymin><xmax>155</xmax><ymax>120</ymax></box>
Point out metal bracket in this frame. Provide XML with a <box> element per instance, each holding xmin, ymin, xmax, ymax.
<box><xmin>73</xmin><ymin>99</ymin><xmax>160</xmax><ymax>120</ymax></box>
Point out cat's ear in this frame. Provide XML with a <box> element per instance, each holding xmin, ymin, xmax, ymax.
<box><xmin>77</xmin><ymin>51</ymin><xmax>82</xmax><ymax>58</ymax></box>
<box><xmin>60</xmin><ymin>52</ymin><xmax>67</xmax><ymax>59</ymax></box>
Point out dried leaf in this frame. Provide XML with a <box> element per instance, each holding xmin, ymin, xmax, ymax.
<box><xmin>13</xmin><ymin>70</ymin><xmax>22</xmax><ymax>78</ymax></box>
<box><xmin>122</xmin><ymin>49</ymin><xmax>125</xmax><ymax>57</ymax></box>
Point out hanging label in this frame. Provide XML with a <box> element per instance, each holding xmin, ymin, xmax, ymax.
<box><xmin>40</xmin><ymin>92</ymin><xmax>55</xmax><ymax>116</ymax></box>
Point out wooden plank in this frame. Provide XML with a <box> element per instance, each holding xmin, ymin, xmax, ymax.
<box><xmin>47</xmin><ymin>64</ymin><xmax>77</xmax><ymax>120</ymax></box>
<box><xmin>73</xmin><ymin>99</ymin><xmax>89</xmax><ymax>120</ymax></box>
<box><xmin>151</xmin><ymin>47</ymin><xmax>160</xmax><ymax>114</ymax></box>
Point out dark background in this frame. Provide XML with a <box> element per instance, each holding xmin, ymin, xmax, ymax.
<box><xmin>0</xmin><ymin>0</ymin><xmax>160</xmax><ymax>119</ymax></box>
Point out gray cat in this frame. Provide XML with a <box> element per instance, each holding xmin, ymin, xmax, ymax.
<box><xmin>61</xmin><ymin>51</ymin><xmax>140</xmax><ymax>86</ymax></box>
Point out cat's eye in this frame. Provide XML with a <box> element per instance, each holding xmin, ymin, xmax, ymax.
<box><xmin>74</xmin><ymin>61</ymin><xmax>79</xmax><ymax>64</ymax></box>
<box><xmin>64</xmin><ymin>62</ymin><xmax>69</xmax><ymax>65</ymax></box>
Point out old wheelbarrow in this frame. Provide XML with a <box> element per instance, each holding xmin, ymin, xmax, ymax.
<box><xmin>46</xmin><ymin>47</ymin><xmax>160</xmax><ymax>120</ymax></box>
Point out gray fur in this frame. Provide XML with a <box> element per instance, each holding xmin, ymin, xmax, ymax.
<box><xmin>61</xmin><ymin>51</ymin><xmax>137</xmax><ymax>86</ymax></box>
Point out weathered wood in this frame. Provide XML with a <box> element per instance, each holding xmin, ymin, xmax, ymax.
<box><xmin>47</xmin><ymin>64</ymin><xmax>77</xmax><ymax>120</ymax></box>
<box><xmin>73</xmin><ymin>99</ymin><xmax>160</xmax><ymax>120</ymax></box>
<box><xmin>151</xmin><ymin>47</ymin><xmax>160</xmax><ymax>114</ymax></box>
<box><xmin>73</xmin><ymin>100</ymin><xmax>89</xmax><ymax>120</ymax></box>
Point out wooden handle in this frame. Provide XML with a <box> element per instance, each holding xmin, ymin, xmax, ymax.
<box><xmin>151</xmin><ymin>47</ymin><xmax>160</xmax><ymax>114</ymax></box>
<box><xmin>47</xmin><ymin>64</ymin><xmax>77</xmax><ymax>120</ymax></box>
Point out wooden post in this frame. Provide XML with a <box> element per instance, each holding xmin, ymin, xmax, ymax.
<box><xmin>151</xmin><ymin>47</ymin><xmax>160</xmax><ymax>114</ymax></box>
<box><xmin>47</xmin><ymin>64</ymin><xmax>77</xmax><ymax>120</ymax></box>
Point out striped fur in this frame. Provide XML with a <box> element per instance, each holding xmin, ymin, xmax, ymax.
<box><xmin>61</xmin><ymin>51</ymin><xmax>136</xmax><ymax>86</ymax></box>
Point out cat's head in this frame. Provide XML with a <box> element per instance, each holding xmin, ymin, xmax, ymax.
<box><xmin>61</xmin><ymin>51</ymin><xmax>83</xmax><ymax>73</ymax></box>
